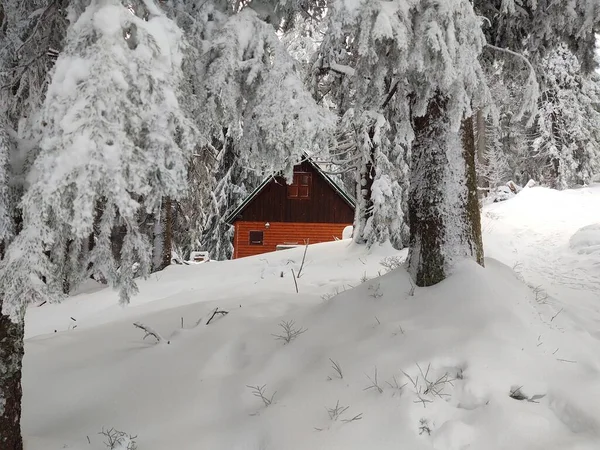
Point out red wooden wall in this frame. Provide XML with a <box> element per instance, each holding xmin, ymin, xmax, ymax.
<box><xmin>233</xmin><ymin>221</ymin><xmax>350</xmax><ymax>259</ymax></box>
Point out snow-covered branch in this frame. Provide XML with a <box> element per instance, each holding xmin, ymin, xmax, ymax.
<box><xmin>133</xmin><ymin>322</ymin><xmax>168</xmax><ymax>344</ymax></box>
<box><xmin>485</xmin><ymin>44</ymin><xmax>540</xmax><ymax>124</ymax></box>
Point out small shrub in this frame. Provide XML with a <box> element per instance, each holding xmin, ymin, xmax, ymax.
<box><xmin>272</xmin><ymin>320</ymin><xmax>307</xmax><ymax>344</ymax></box>
<box><xmin>99</xmin><ymin>428</ymin><xmax>137</xmax><ymax>450</ymax></box>
<box><xmin>368</xmin><ymin>283</ymin><xmax>383</xmax><ymax>299</ymax></box>
<box><xmin>419</xmin><ymin>418</ymin><xmax>432</xmax><ymax>436</ymax></box>
<box><xmin>380</xmin><ymin>256</ymin><xmax>404</xmax><ymax>273</ymax></box>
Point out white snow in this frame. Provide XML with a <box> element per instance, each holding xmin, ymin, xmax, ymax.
<box><xmin>22</xmin><ymin>185</ymin><xmax>600</xmax><ymax>450</ymax></box>
<box><xmin>569</xmin><ymin>223</ymin><xmax>600</xmax><ymax>255</ymax></box>
<box><xmin>342</xmin><ymin>225</ymin><xmax>353</xmax><ymax>239</ymax></box>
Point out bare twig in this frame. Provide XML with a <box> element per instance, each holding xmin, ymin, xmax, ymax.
<box><xmin>392</xmin><ymin>325</ymin><xmax>405</xmax><ymax>336</ymax></box>
<box><xmin>246</xmin><ymin>384</ymin><xmax>276</xmax><ymax>407</ymax></box>
<box><xmin>99</xmin><ymin>427</ymin><xmax>138</xmax><ymax>450</ymax></box>
<box><xmin>550</xmin><ymin>308</ymin><xmax>563</xmax><ymax>322</ymax></box>
<box><xmin>133</xmin><ymin>322</ymin><xmax>168</xmax><ymax>344</ymax></box>
<box><xmin>206</xmin><ymin>307</ymin><xmax>229</xmax><ymax>325</ymax></box>
<box><xmin>342</xmin><ymin>413</ymin><xmax>363</xmax><ymax>423</ymax></box>
<box><xmin>297</xmin><ymin>239</ymin><xmax>309</xmax><ymax>278</ymax></box>
<box><xmin>291</xmin><ymin>269</ymin><xmax>299</xmax><ymax>293</ymax></box>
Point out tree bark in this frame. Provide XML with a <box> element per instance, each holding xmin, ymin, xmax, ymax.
<box><xmin>462</xmin><ymin>115</ymin><xmax>485</xmax><ymax>266</ymax></box>
<box><xmin>161</xmin><ymin>197</ymin><xmax>173</xmax><ymax>269</ymax></box>
<box><xmin>0</xmin><ymin>303</ymin><xmax>24</xmax><ymax>450</ymax></box>
<box><xmin>408</xmin><ymin>94</ymin><xmax>484</xmax><ymax>287</ymax></box>
<box><xmin>353</xmin><ymin>125</ymin><xmax>376</xmax><ymax>244</ymax></box>
<box><xmin>475</xmin><ymin>108</ymin><xmax>489</xmax><ymax>196</ymax></box>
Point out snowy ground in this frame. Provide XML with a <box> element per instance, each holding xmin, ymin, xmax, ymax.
<box><xmin>483</xmin><ymin>184</ymin><xmax>600</xmax><ymax>345</ymax></box>
<box><xmin>22</xmin><ymin>185</ymin><xmax>600</xmax><ymax>450</ymax></box>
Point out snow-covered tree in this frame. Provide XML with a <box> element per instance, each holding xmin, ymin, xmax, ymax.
<box><xmin>0</xmin><ymin>120</ymin><xmax>13</xmax><ymax>244</ymax></box>
<box><xmin>0</xmin><ymin>2</ymin><xmax>192</xmax><ymax>446</ymax></box>
<box><xmin>0</xmin><ymin>1</ymin><xmax>70</xmax><ymax>445</ymax></box>
<box><xmin>199</xmin><ymin>138</ymin><xmax>258</xmax><ymax>260</ymax></box>
<box><xmin>309</xmin><ymin>0</ymin><xmax>413</xmax><ymax>250</ymax></box>
<box><xmin>336</xmin><ymin>109</ymin><xmax>408</xmax><ymax>249</ymax></box>
<box><xmin>474</xmin><ymin>1</ymin><xmax>600</xmax><ymax>190</ymax></box>
<box><xmin>529</xmin><ymin>44</ymin><xmax>600</xmax><ymax>188</ymax></box>
<box><xmin>315</xmin><ymin>0</ymin><xmax>487</xmax><ymax>285</ymax></box>
<box><xmin>164</xmin><ymin>1</ymin><xmax>334</xmax><ymax>259</ymax></box>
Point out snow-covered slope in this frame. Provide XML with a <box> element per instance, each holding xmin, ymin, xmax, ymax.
<box><xmin>483</xmin><ymin>184</ymin><xmax>600</xmax><ymax>347</ymax></box>
<box><xmin>22</xmin><ymin>185</ymin><xmax>600</xmax><ymax>450</ymax></box>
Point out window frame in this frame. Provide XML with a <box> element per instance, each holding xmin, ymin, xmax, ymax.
<box><xmin>287</xmin><ymin>172</ymin><xmax>312</xmax><ymax>200</ymax></box>
<box><xmin>248</xmin><ymin>230</ymin><xmax>264</xmax><ymax>246</ymax></box>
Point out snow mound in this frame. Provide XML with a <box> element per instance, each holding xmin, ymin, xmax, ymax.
<box><xmin>22</xmin><ymin>243</ymin><xmax>600</xmax><ymax>450</ymax></box>
<box><xmin>342</xmin><ymin>225</ymin><xmax>353</xmax><ymax>240</ymax></box>
<box><xmin>569</xmin><ymin>223</ymin><xmax>600</xmax><ymax>255</ymax></box>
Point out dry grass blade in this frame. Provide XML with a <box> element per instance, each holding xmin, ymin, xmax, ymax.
<box><xmin>364</xmin><ymin>367</ymin><xmax>383</xmax><ymax>393</ymax></box>
<box><xmin>329</xmin><ymin>358</ymin><xmax>343</xmax><ymax>379</ymax></box>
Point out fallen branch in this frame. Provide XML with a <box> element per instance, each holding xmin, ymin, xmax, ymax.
<box><xmin>206</xmin><ymin>307</ymin><xmax>229</xmax><ymax>325</ymax></box>
<box><xmin>133</xmin><ymin>322</ymin><xmax>168</xmax><ymax>344</ymax></box>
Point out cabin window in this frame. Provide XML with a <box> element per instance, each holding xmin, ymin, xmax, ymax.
<box><xmin>287</xmin><ymin>172</ymin><xmax>312</xmax><ymax>199</ymax></box>
<box><xmin>249</xmin><ymin>231</ymin><xmax>264</xmax><ymax>245</ymax></box>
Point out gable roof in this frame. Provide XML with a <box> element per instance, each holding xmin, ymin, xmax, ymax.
<box><xmin>224</xmin><ymin>154</ymin><xmax>355</xmax><ymax>224</ymax></box>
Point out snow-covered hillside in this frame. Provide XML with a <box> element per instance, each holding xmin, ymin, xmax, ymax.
<box><xmin>484</xmin><ymin>184</ymin><xmax>600</xmax><ymax>346</ymax></box>
<box><xmin>22</xmin><ymin>186</ymin><xmax>600</xmax><ymax>450</ymax></box>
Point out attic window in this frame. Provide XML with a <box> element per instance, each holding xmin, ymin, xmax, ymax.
<box><xmin>287</xmin><ymin>172</ymin><xmax>311</xmax><ymax>199</ymax></box>
<box><xmin>249</xmin><ymin>231</ymin><xmax>264</xmax><ymax>245</ymax></box>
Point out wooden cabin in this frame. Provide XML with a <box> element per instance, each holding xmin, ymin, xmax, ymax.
<box><xmin>225</xmin><ymin>158</ymin><xmax>355</xmax><ymax>259</ymax></box>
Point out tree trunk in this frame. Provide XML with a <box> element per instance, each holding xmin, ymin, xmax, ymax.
<box><xmin>151</xmin><ymin>197</ymin><xmax>173</xmax><ymax>272</ymax></box>
<box><xmin>462</xmin><ymin>115</ymin><xmax>485</xmax><ymax>266</ymax></box>
<box><xmin>0</xmin><ymin>304</ymin><xmax>24</xmax><ymax>450</ymax></box>
<box><xmin>475</xmin><ymin>108</ymin><xmax>489</xmax><ymax>196</ymax></box>
<box><xmin>353</xmin><ymin>125</ymin><xmax>376</xmax><ymax>244</ymax></box>
<box><xmin>162</xmin><ymin>197</ymin><xmax>173</xmax><ymax>269</ymax></box>
<box><xmin>408</xmin><ymin>95</ymin><xmax>484</xmax><ymax>287</ymax></box>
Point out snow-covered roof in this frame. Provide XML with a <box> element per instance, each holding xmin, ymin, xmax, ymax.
<box><xmin>224</xmin><ymin>154</ymin><xmax>355</xmax><ymax>224</ymax></box>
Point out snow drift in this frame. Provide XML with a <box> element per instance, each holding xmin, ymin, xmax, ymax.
<box><xmin>22</xmin><ymin>229</ymin><xmax>600</xmax><ymax>450</ymax></box>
